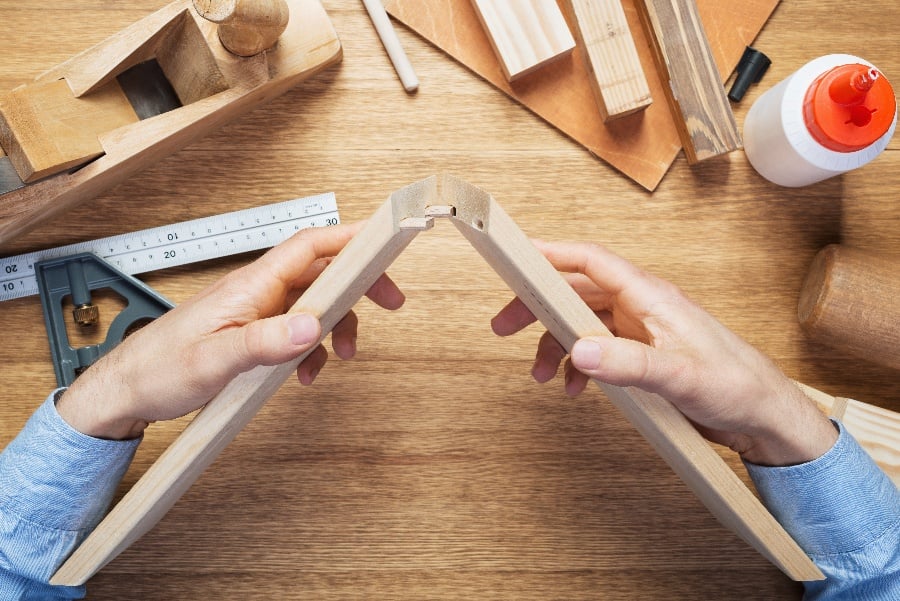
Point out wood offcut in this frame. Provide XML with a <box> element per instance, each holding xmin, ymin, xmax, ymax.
<box><xmin>636</xmin><ymin>0</ymin><xmax>741</xmax><ymax>162</ymax></box>
<box><xmin>470</xmin><ymin>0</ymin><xmax>576</xmax><ymax>81</ymax></box>
<box><xmin>567</xmin><ymin>0</ymin><xmax>652</xmax><ymax>121</ymax></box>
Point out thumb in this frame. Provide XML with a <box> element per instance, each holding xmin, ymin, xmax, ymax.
<box><xmin>226</xmin><ymin>312</ymin><xmax>323</xmax><ymax>372</ymax></box>
<box><xmin>570</xmin><ymin>336</ymin><xmax>676</xmax><ymax>394</ymax></box>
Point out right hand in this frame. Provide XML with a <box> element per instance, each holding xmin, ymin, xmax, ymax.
<box><xmin>491</xmin><ymin>240</ymin><xmax>837</xmax><ymax>467</ymax></box>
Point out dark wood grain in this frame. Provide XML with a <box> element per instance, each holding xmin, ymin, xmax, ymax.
<box><xmin>1</xmin><ymin>0</ymin><xmax>898</xmax><ymax>599</ymax></box>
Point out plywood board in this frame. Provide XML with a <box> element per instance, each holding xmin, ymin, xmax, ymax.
<box><xmin>384</xmin><ymin>0</ymin><xmax>779</xmax><ymax>190</ymax></box>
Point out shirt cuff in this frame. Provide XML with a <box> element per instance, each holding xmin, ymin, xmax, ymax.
<box><xmin>0</xmin><ymin>389</ymin><xmax>140</xmax><ymax>532</ymax></box>
<box><xmin>744</xmin><ymin>420</ymin><xmax>900</xmax><ymax>557</ymax></box>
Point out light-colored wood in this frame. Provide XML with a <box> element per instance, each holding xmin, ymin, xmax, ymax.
<box><xmin>193</xmin><ymin>0</ymin><xmax>290</xmax><ymax>57</ymax></box>
<box><xmin>566</xmin><ymin>0</ymin><xmax>652</xmax><ymax>121</ymax></box>
<box><xmin>798</xmin><ymin>244</ymin><xmax>900</xmax><ymax>370</ymax></box>
<box><xmin>361</xmin><ymin>0</ymin><xmax>419</xmax><ymax>92</ymax></box>
<box><xmin>635</xmin><ymin>0</ymin><xmax>741</xmax><ymax>163</ymax></box>
<box><xmin>469</xmin><ymin>0</ymin><xmax>576</xmax><ymax>82</ymax></box>
<box><xmin>797</xmin><ymin>383</ymin><xmax>900</xmax><ymax>487</ymax></box>
<box><xmin>53</xmin><ymin>175</ymin><xmax>821</xmax><ymax>585</ymax></box>
<box><xmin>442</xmin><ymin>175</ymin><xmax>820</xmax><ymax>581</ymax></box>
<box><xmin>385</xmin><ymin>0</ymin><xmax>777</xmax><ymax>191</ymax></box>
<box><xmin>0</xmin><ymin>0</ymin><xmax>342</xmax><ymax>250</ymax></box>
<box><xmin>2</xmin><ymin>1</ymin><xmax>899</xmax><ymax>598</ymax></box>
<box><xmin>0</xmin><ymin>79</ymin><xmax>139</xmax><ymax>182</ymax></box>
<box><xmin>154</xmin><ymin>9</ymin><xmax>231</xmax><ymax>105</ymax></box>
<box><xmin>50</xmin><ymin>180</ymin><xmax>433</xmax><ymax>586</ymax></box>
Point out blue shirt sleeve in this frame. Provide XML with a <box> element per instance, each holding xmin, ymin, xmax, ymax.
<box><xmin>0</xmin><ymin>390</ymin><xmax>140</xmax><ymax>600</ymax></box>
<box><xmin>745</xmin><ymin>420</ymin><xmax>900</xmax><ymax>601</ymax></box>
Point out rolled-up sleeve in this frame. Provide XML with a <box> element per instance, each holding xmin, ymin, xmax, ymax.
<box><xmin>0</xmin><ymin>390</ymin><xmax>140</xmax><ymax>600</ymax></box>
<box><xmin>745</xmin><ymin>420</ymin><xmax>900</xmax><ymax>600</ymax></box>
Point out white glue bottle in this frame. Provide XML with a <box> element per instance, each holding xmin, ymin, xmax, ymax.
<box><xmin>743</xmin><ymin>54</ymin><xmax>897</xmax><ymax>187</ymax></box>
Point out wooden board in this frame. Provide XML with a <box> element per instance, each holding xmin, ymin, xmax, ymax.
<box><xmin>52</xmin><ymin>175</ymin><xmax>823</xmax><ymax>586</ymax></box>
<box><xmin>470</xmin><ymin>0</ymin><xmax>576</xmax><ymax>81</ymax></box>
<box><xmin>384</xmin><ymin>0</ymin><xmax>779</xmax><ymax>190</ymax></box>
<box><xmin>568</xmin><ymin>0</ymin><xmax>652</xmax><ymax>121</ymax></box>
<box><xmin>636</xmin><ymin>0</ymin><xmax>741</xmax><ymax>163</ymax></box>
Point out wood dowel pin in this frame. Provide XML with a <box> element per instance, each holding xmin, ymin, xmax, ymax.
<box><xmin>361</xmin><ymin>0</ymin><xmax>419</xmax><ymax>93</ymax></box>
<box><xmin>798</xmin><ymin>244</ymin><xmax>900</xmax><ymax>370</ymax></box>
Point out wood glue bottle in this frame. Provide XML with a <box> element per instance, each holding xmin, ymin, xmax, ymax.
<box><xmin>743</xmin><ymin>54</ymin><xmax>897</xmax><ymax>187</ymax></box>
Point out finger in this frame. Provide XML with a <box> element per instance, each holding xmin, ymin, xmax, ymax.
<box><xmin>200</xmin><ymin>313</ymin><xmax>323</xmax><ymax>383</ymax></box>
<box><xmin>297</xmin><ymin>344</ymin><xmax>329</xmax><ymax>385</ymax></box>
<box><xmin>561</xmin><ymin>272</ymin><xmax>614</xmax><ymax>309</ymax></box>
<box><xmin>253</xmin><ymin>223</ymin><xmax>364</xmax><ymax>290</ymax></box>
<box><xmin>491</xmin><ymin>297</ymin><xmax>538</xmax><ymax>336</ymax></box>
<box><xmin>532</xmin><ymin>330</ymin><xmax>567</xmax><ymax>383</ymax></box>
<box><xmin>331</xmin><ymin>311</ymin><xmax>358</xmax><ymax>360</ymax></box>
<box><xmin>534</xmin><ymin>240</ymin><xmax>667</xmax><ymax>309</ymax></box>
<box><xmin>569</xmin><ymin>336</ymin><xmax>686</xmax><ymax>396</ymax></box>
<box><xmin>365</xmin><ymin>273</ymin><xmax>406</xmax><ymax>310</ymax></box>
<box><xmin>563</xmin><ymin>357</ymin><xmax>590</xmax><ymax>396</ymax></box>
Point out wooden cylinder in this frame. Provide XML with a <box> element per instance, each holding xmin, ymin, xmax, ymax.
<box><xmin>193</xmin><ymin>0</ymin><xmax>290</xmax><ymax>56</ymax></box>
<box><xmin>798</xmin><ymin>244</ymin><xmax>900</xmax><ymax>370</ymax></box>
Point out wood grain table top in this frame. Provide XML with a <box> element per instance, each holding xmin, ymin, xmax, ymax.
<box><xmin>1</xmin><ymin>1</ymin><xmax>898</xmax><ymax>599</ymax></box>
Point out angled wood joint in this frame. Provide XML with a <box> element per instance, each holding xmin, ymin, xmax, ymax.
<box><xmin>53</xmin><ymin>174</ymin><xmax>837</xmax><ymax>587</ymax></box>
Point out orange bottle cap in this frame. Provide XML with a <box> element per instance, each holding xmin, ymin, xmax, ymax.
<box><xmin>803</xmin><ymin>63</ymin><xmax>896</xmax><ymax>152</ymax></box>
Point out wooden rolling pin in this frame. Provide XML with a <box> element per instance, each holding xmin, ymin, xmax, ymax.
<box><xmin>798</xmin><ymin>244</ymin><xmax>900</xmax><ymax>370</ymax></box>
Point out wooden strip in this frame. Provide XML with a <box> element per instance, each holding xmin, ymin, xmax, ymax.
<box><xmin>50</xmin><ymin>179</ymin><xmax>436</xmax><ymax>586</ymax></box>
<box><xmin>470</xmin><ymin>0</ymin><xmax>576</xmax><ymax>81</ymax></box>
<box><xmin>443</xmin><ymin>174</ymin><xmax>820</xmax><ymax>581</ymax></box>
<box><xmin>567</xmin><ymin>0</ymin><xmax>652</xmax><ymax>121</ymax></box>
<box><xmin>635</xmin><ymin>0</ymin><xmax>741</xmax><ymax>163</ymax></box>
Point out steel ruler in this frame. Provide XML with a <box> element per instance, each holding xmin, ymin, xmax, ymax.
<box><xmin>0</xmin><ymin>192</ymin><xmax>339</xmax><ymax>302</ymax></box>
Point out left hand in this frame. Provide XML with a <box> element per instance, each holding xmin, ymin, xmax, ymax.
<box><xmin>57</xmin><ymin>222</ymin><xmax>404</xmax><ymax>440</ymax></box>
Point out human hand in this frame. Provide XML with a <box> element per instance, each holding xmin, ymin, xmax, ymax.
<box><xmin>57</xmin><ymin>223</ymin><xmax>405</xmax><ymax>440</ymax></box>
<box><xmin>491</xmin><ymin>240</ymin><xmax>837</xmax><ymax>467</ymax></box>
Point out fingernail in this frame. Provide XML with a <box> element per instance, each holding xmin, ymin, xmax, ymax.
<box><xmin>571</xmin><ymin>339</ymin><xmax>602</xmax><ymax>370</ymax></box>
<box><xmin>288</xmin><ymin>314</ymin><xmax>319</xmax><ymax>346</ymax></box>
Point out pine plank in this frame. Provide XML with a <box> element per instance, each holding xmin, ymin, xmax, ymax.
<box><xmin>470</xmin><ymin>0</ymin><xmax>576</xmax><ymax>81</ymax></box>
<box><xmin>568</xmin><ymin>0</ymin><xmax>652</xmax><ymax>121</ymax></box>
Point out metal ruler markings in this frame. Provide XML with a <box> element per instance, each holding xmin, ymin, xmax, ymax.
<box><xmin>0</xmin><ymin>192</ymin><xmax>339</xmax><ymax>302</ymax></box>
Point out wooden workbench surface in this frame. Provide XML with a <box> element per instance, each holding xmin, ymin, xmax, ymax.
<box><xmin>1</xmin><ymin>1</ymin><xmax>897</xmax><ymax>598</ymax></box>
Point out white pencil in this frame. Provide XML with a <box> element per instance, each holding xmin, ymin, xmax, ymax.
<box><xmin>361</xmin><ymin>0</ymin><xmax>419</xmax><ymax>93</ymax></box>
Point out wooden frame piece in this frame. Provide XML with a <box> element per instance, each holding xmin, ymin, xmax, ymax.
<box><xmin>470</xmin><ymin>0</ymin><xmax>576</xmax><ymax>81</ymax></box>
<box><xmin>635</xmin><ymin>0</ymin><xmax>741</xmax><ymax>163</ymax></box>
<box><xmin>52</xmin><ymin>174</ymin><xmax>851</xmax><ymax>585</ymax></box>
<box><xmin>567</xmin><ymin>0</ymin><xmax>653</xmax><ymax>121</ymax></box>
